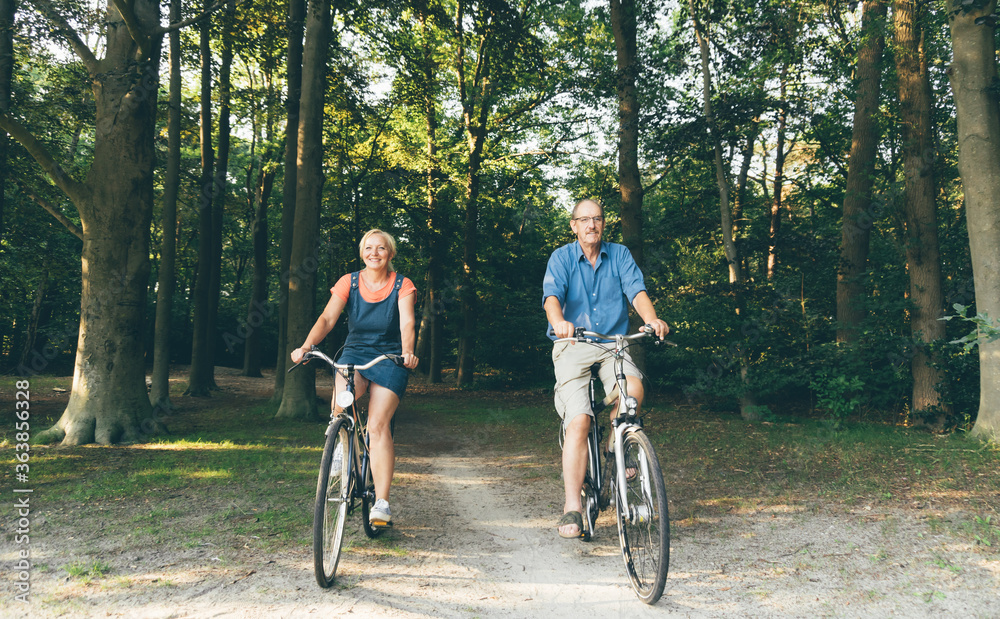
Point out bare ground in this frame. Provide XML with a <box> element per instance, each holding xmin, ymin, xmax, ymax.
<box><xmin>4</xmin><ymin>370</ymin><xmax>1000</xmax><ymax>618</ymax></box>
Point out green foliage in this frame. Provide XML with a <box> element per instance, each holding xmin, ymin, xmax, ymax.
<box><xmin>941</xmin><ymin>303</ymin><xmax>1000</xmax><ymax>351</ymax></box>
<box><xmin>810</xmin><ymin>370</ymin><xmax>864</xmax><ymax>430</ymax></box>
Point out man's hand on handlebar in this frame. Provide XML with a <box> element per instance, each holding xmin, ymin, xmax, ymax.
<box><xmin>642</xmin><ymin>319</ymin><xmax>671</xmax><ymax>341</ymax></box>
<box><xmin>400</xmin><ymin>353</ymin><xmax>419</xmax><ymax>369</ymax></box>
<box><xmin>550</xmin><ymin>320</ymin><xmax>576</xmax><ymax>340</ymax></box>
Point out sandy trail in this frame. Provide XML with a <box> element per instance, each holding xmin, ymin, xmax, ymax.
<box><xmin>7</xmin><ymin>405</ymin><xmax>1000</xmax><ymax>618</ymax></box>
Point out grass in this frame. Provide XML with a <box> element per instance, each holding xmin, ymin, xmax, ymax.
<box><xmin>63</xmin><ymin>560</ymin><xmax>113</xmax><ymax>580</ymax></box>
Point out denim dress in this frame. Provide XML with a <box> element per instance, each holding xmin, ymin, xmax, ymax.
<box><xmin>336</xmin><ymin>271</ymin><xmax>409</xmax><ymax>398</ymax></box>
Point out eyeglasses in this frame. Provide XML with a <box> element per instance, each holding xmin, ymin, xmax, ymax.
<box><xmin>572</xmin><ymin>216</ymin><xmax>604</xmax><ymax>225</ymax></box>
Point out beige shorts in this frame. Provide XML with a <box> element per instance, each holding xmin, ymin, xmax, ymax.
<box><xmin>552</xmin><ymin>340</ymin><xmax>641</xmax><ymax>429</ymax></box>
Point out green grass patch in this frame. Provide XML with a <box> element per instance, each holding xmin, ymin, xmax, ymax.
<box><xmin>63</xmin><ymin>560</ymin><xmax>113</xmax><ymax>580</ymax></box>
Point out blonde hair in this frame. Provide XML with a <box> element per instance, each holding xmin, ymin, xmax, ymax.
<box><xmin>359</xmin><ymin>229</ymin><xmax>397</xmax><ymax>272</ymax></box>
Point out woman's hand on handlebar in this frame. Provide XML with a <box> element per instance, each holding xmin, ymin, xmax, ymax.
<box><xmin>400</xmin><ymin>353</ymin><xmax>419</xmax><ymax>369</ymax></box>
<box><xmin>290</xmin><ymin>345</ymin><xmax>311</xmax><ymax>364</ymax></box>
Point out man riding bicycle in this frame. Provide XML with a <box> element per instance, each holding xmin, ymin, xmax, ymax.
<box><xmin>543</xmin><ymin>198</ymin><xmax>669</xmax><ymax>539</ymax></box>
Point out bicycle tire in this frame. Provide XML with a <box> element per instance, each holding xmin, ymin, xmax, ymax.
<box><xmin>614</xmin><ymin>428</ymin><xmax>669</xmax><ymax>604</ymax></box>
<box><xmin>581</xmin><ymin>430</ymin><xmax>601</xmax><ymax>541</ymax></box>
<box><xmin>314</xmin><ymin>418</ymin><xmax>351</xmax><ymax>588</ymax></box>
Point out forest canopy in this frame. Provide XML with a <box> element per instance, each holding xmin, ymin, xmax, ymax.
<box><xmin>2</xmin><ymin>0</ymin><xmax>1000</xmax><ymax>444</ymax></box>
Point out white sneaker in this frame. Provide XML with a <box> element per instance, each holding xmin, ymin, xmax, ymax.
<box><xmin>332</xmin><ymin>443</ymin><xmax>343</xmax><ymax>471</ymax></box>
<box><xmin>369</xmin><ymin>499</ymin><xmax>392</xmax><ymax>525</ymax></box>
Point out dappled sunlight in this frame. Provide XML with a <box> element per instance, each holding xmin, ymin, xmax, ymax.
<box><xmin>141</xmin><ymin>440</ymin><xmax>275</xmax><ymax>451</ymax></box>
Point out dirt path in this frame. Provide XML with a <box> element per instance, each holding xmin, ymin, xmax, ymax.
<box><xmin>8</xmin><ymin>401</ymin><xmax>1000</xmax><ymax>618</ymax></box>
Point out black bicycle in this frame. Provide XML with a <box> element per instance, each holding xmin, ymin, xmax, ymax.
<box><xmin>554</xmin><ymin>327</ymin><xmax>671</xmax><ymax>604</ymax></box>
<box><xmin>288</xmin><ymin>346</ymin><xmax>403</xmax><ymax>588</ymax></box>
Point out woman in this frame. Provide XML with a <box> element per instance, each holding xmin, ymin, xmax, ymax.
<box><xmin>291</xmin><ymin>229</ymin><xmax>419</xmax><ymax>525</ymax></box>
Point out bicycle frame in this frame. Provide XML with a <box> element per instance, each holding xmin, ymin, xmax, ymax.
<box><xmin>578</xmin><ymin>331</ymin><xmax>649</xmax><ymax>515</ymax></box>
<box><xmin>294</xmin><ymin>348</ymin><xmax>400</xmax><ymax>512</ymax></box>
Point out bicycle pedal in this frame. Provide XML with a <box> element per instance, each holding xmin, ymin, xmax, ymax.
<box><xmin>370</xmin><ymin>519</ymin><xmax>392</xmax><ymax>528</ymax></box>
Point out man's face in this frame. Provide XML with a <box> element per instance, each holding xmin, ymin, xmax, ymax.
<box><xmin>570</xmin><ymin>201</ymin><xmax>605</xmax><ymax>246</ymax></box>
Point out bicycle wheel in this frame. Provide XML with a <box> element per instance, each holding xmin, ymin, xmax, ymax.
<box><xmin>360</xmin><ymin>454</ymin><xmax>386</xmax><ymax>539</ymax></box>
<box><xmin>314</xmin><ymin>418</ymin><xmax>350</xmax><ymax>588</ymax></box>
<box><xmin>614</xmin><ymin>428</ymin><xmax>669</xmax><ymax>604</ymax></box>
<box><xmin>581</xmin><ymin>433</ymin><xmax>601</xmax><ymax>541</ymax></box>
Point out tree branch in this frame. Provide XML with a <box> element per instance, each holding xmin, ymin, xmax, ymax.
<box><xmin>154</xmin><ymin>0</ymin><xmax>251</xmax><ymax>35</ymax></box>
<box><xmin>0</xmin><ymin>111</ymin><xmax>88</xmax><ymax>206</ymax></box>
<box><xmin>30</xmin><ymin>0</ymin><xmax>99</xmax><ymax>74</ymax></box>
<box><xmin>20</xmin><ymin>183</ymin><xmax>83</xmax><ymax>239</ymax></box>
<box><xmin>111</xmin><ymin>0</ymin><xmax>152</xmax><ymax>59</ymax></box>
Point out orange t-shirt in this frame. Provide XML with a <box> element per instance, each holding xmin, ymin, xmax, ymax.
<box><xmin>330</xmin><ymin>272</ymin><xmax>416</xmax><ymax>303</ymax></box>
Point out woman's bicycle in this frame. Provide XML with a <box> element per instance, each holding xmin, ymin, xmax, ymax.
<box><xmin>554</xmin><ymin>327</ymin><xmax>672</xmax><ymax>604</ymax></box>
<box><xmin>288</xmin><ymin>346</ymin><xmax>403</xmax><ymax>588</ymax></box>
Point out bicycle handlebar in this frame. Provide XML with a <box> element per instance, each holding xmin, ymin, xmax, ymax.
<box><xmin>286</xmin><ymin>346</ymin><xmax>405</xmax><ymax>373</ymax></box>
<box><xmin>551</xmin><ymin>325</ymin><xmax>677</xmax><ymax>346</ymax></box>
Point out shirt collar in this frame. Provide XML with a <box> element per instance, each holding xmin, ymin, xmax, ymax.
<box><xmin>573</xmin><ymin>240</ymin><xmax>608</xmax><ymax>262</ymax></box>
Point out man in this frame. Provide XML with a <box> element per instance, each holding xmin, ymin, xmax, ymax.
<box><xmin>543</xmin><ymin>198</ymin><xmax>669</xmax><ymax>538</ymax></box>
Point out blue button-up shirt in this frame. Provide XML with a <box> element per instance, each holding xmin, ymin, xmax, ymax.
<box><xmin>543</xmin><ymin>241</ymin><xmax>646</xmax><ymax>340</ymax></box>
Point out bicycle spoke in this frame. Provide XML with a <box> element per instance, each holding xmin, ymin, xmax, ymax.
<box><xmin>616</xmin><ymin>429</ymin><xmax>670</xmax><ymax>604</ymax></box>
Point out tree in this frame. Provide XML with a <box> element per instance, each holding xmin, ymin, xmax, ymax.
<box><xmin>446</xmin><ymin>0</ymin><xmax>559</xmax><ymax>387</ymax></box>
<box><xmin>415</xmin><ymin>1</ymin><xmax>446</xmax><ymax>383</ymax></box>
<box><xmin>611</xmin><ymin>0</ymin><xmax>644</xmax><ymax>268</ymax></box>
<box><xmin>0</xmin><ymin>0</ymin><xmax>13</xmax><ymax>251</ymax></box>
<box><xmin>0</xmin><ymin>1</ymin><xmax>170</xmax><ymax>444</ymax></box>
<box><xmin>945</xmin><ymin>0</ymin><xmax>1000</xmax><ymax>441</ymax></box>
<box><xmin>836</xmin><ymin>0</ymin><xmax>887</xmax><ymax>343</ymax></box>
<box><xmin>149</xmin><ymin>0</ymin><xmax>183</xmax><ymax>410</ymax></box>
<box><xmin>272</xmin><ymin>0</ymin><xmax>305</xmax><ymax>401</ymax></box>
<box><xmin>186</xmin><ymin>0</ymin><xmax>218</xmax><ymax>397</ymax></box>
<box><xmin>275</xmin><ymin>0</ymin><xmax>331</xmax><ymax>421</ymax></box>
<box><xmin>895</xmin><ymin>0</ymin><xmax>946</xmax><ymax>426</ymax></box>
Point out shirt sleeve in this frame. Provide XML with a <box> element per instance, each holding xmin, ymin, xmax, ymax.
<box><xmin>330</xmin><ymin>273</ymin><xmax>352</xmax><ymax>302</ymax></box>
<box><xmin>617</xmin><ymin>246</ymin><xmax>647</xmax><ymax>304</ymax></box>
<box><xmin>399</xmin><ymin>276</ymin><xmax>417</xmax><ymax>298</ymax></box>
<box><xmin>542</xmin><ymin>249</ymin><xmax>567</xmax><ymax>306</ymax></box>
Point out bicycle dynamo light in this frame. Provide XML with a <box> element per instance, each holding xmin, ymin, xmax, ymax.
<box><xmin>624</xmin><ymin>395</ymin><xmax>639</xmax><ymax>412</ymax></box>
<box><xmin>336</xmin><ymin>390</ymin><xmax>355</xmax><ymax>409</ymax></box>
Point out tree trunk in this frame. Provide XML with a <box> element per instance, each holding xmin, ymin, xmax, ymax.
<box><xmin>691</xmin><ymin>2</ymin><xmax>739</xmax><ymax>285</ymax></box>
<box><xmin>206</xmin><ymin>0</ymin><xmax>235</xmax><ymax>381</ymax></box>
<box><xmin>186</xmin><ymin>0</ymin><xmax>216</xmax><ymax>396</ymax></box>
<box><xmin>417</xmin><ymin>6</ymin><xmax>445</xmax><ymax>383</ymax></box>
<box><xmin>767</xmin><ymin>64</ymin><xmax>789</xmax><ymax>280</ymax></box>
<box><xmin>611</xmin><ymin>0</ymin><xmax>644</xmax><ymax>269</ymax></box>
<box><xmin>896</xmin><ymin>0</ymin><xmax>947</xmax><ymax>427</ymax></box>
<box><xmin>2</xmin><ymin>1</ymin><xmax>167</xmax><ymax>445</ymax></box>
<box><xmin>945</xmin><ymin>0</ymin><xmax>1000</xmax><ymax>442</ymax></box>
<box><xmin>276</xmin><ymin>0</ymin><xmax>331</xmax><ymax>421</ymax></box>
<box><xmin>611</xmin><ymin>0</ymin><xmax>648</xmax><ymax>370</ymax></box>
<box><xmin>691</xmin><ymin>0</ymin><xmax>756</xmax><ymax>420</ymax></box>
<box><xmin>273</xmin><ymin>0</ymin><xmax>306</xmax><ymax>402</ymax></box>
<box><xmin>149</xmin><ymin>0</ymin><xmax>182</xmax><ymax>410</ymax></box>
<box><xmin>0</xmin><ymin>0</ymin><xmax>12</xmax><ymax>252</ymax></box>
<box><xmin>836</xmin><ymin>0</ymin><xmax>886</xmax><ymax>343</ymax></box>
<box><xmin>242</xmin><ymin>164</ymin><xmax>276</xmax><ymax>376</ymax></box>
<box><xmin>18</xmin><ymin>263</ymin><xmax>48</xmax><ymax>369</ymax></box>
<box><xmin>457</xmin><ymin>139</ymin><xmax>483</xmax><ymax>388</ymax></box>
<box><xmin>453</xmin><ymin>0</ymin><xmax>492</xmax><ymax>389</ymax></box>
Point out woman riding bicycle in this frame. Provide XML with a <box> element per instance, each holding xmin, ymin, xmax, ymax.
<box><xmin>291</xmin><ymin>229</ymin><xmax>419</xmax><ymax>526</ymax></box>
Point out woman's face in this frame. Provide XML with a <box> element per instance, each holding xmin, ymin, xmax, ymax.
<box><xmin>362</xmin><ymin>234</ymin><xmax>392</xmax><ymax>271</ymax></box>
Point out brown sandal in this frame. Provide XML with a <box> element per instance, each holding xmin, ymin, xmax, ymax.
<box><xmin>556</xmin><ymin>511</ymin><xmax>584</xmax><ymax>538</ymax></box>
